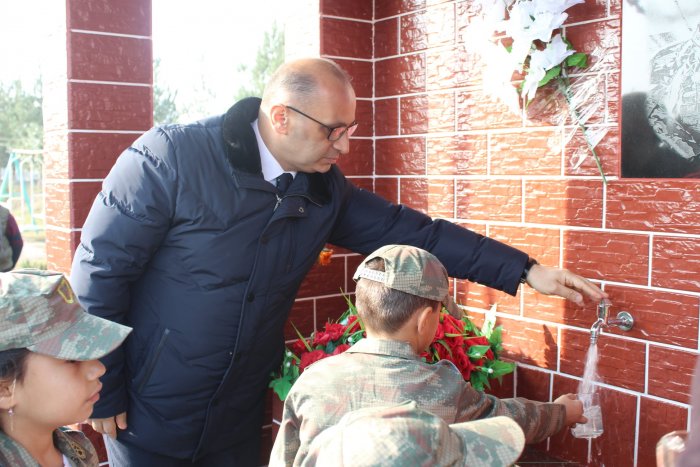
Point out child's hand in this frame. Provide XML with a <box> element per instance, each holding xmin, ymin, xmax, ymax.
<box><xmin>89</xmin><ymin>412</ymin><xmax>127</xmax><ymax>439</ymax></box>
<box><xmin>554</xmin><ymin>393</ymin><xmax>587</xmax><ymax>426</ymax></box>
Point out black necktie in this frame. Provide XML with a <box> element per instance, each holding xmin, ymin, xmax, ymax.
<box><xmin>276</xmin><ymin>173</ymin><xmax>293</xmax><ymax>193</ymax></box>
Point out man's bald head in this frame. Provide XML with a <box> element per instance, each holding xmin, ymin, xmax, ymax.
<box><xmin>261</xmin><ymin>58</ymin><xmax>353</xmax><ymax>108</ymax></box>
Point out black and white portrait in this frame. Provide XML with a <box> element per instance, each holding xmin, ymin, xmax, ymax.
<box><xmin>621</xmin><ymin>0</ymin><xmax>700</xmax><ymax>178</ymax></box>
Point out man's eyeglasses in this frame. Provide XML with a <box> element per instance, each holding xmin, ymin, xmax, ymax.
<box><xmin>286</xmin><ymin>105</ymin><xmax>358</xmax><ymax>142</ymax></box>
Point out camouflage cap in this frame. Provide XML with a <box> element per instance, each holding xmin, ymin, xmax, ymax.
<box><xmin>302</xmin><ymin>400</ymin><xmax>525</xmax><ymax>467</ymax></box>
<box><xmin>353</xmin><ymin>244</ymin><xmax>463</xmax><ymax>318</ymax></box>
<box><xmin>0</xmin><ymin>269</ymin><xmax>131</xmax><ymax>360</ymax></box>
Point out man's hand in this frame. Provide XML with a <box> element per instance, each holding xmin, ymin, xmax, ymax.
<box><xmin>88</xmin><ymin>412</ymin><xmax>127</xmax><ymax>439</ymax></box>
<box><xmin>555</xmin><ymin>393</ymin><xmax>587</xmax><ymax>426</ymax></box>
<box><xmin>526</xmin><ymin>263</ymin><xmax>607</xmax><ymax>306</ymax></box>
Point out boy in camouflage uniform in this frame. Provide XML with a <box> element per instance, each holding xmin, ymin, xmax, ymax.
<box><xmin>303</xmin><ymin>401</ymin><xmax>525</xmax><ymax>467</ymax></box>
<box><xmin>270</xmin><ymin>244</ymin><xmax>585</xmax><ymax>466</ymax></box>
<box><xmin>0</xmin><ymin>270</ymin><xmax>132</xmax><ymax>466</ymax></box>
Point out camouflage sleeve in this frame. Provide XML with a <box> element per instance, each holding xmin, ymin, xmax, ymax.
<box><xmin>455</xmin><ymin>386</ymin><xmax>567</xmax><ymax>444</ymax></box>
<box><xmin>269</xmin><ymin>396</ymin><xmax>302</xmax><ymax>467</ymax></box>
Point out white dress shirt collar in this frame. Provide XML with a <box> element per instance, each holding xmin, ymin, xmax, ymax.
<box><xmin>251</xmin><ymin>119</ymin><xmax>296</xmax><ymax>184</ymax></box>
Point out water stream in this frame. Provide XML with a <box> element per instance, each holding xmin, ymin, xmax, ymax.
<box><xmin>578</xmin><ymin>341</ymin><xmax>600</xmax><ymax>395</ymax></box>
<box><xmin>572</xmin><ymin>342</ymin><xmax>604</xmax><ymax>442</ymax></box>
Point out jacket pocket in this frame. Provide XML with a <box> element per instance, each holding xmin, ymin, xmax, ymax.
<box><xmin>135</xmin><ymin>328</ymin><xmax>170</xmax><ymax>393</ymax></box>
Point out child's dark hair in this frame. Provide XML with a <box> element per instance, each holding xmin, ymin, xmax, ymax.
<box><xmin>0</xmin><ymin>348</ymin><xmax>30</xmax><ymax>385</ymax></box>
<box><xmin>355</xmin><ymin>257</ymin><xmax>440</xmax><ymax>333</ymax></box>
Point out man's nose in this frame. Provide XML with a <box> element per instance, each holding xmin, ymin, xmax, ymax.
<box><xmin>333</xmin><ymin>131</ymin><xmax>351</xmax><ymax>154</ymax></box>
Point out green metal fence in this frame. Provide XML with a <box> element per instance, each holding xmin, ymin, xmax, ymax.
<box><xmin>0</xmin><ymin>149</ymin><xmax>44</xmax><ymax>232</ymax></box>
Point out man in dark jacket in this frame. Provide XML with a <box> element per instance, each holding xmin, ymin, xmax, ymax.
<box><xmin>70</xmin><ymin>58</ymin><xmax>606</xmax><ymax>466</ymax></box>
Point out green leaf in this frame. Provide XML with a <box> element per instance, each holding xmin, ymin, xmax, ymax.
<box><xmin>291</xmin><ymin>322</ymin><xmax>313</xmax><ymax>352</ymax></box>
<box><xmin>488</xmin><ymin>326</ymin><xmax>504</xmax><ymax>356</ymax></box>
<box><xmin>470</xmin><ymin>370</ymin><xmax>488</xmax><ymax>392</ymax></box>
<box><xmin>538</xmin><ymin>66</ymin><xmax>561</xmax><ymax>87</ymax></box>
<box><xmin>430</xmin><ymin>347</ymin><xmax>440</xmax><ymax>363</ymax></box>
<box><xmin>481</xmin><ymin>313</ymin><xmax>495</xmax><ymax>339</ymax></box>
<box><xmin>487</xmin><ymin>359</ymin><xmax>516</xmax><ymax>377</ymax></box>
<box><xmin>269</xmin><ymin>376</ymin><xmax>293</xmax><ymax>402</ymax></box>
<box><xmin>467</xmin><ymin>345</ymin><xmax>491</xmax><ymax>359</ymax></box>
<box><xmin>463</xmin><ymin>316</ymin><xmax>479</xmax><ymax>335</ymax></box>
<box><xmin>566</xmin><ymin>52</ymin><xmax>588</xmax><ymax>68</ymax></box>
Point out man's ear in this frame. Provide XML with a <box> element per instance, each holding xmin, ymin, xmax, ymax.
<box><xmin>269</xmin><ymin>104</ymin><xmax>289</xmax><ymax>135</ymax></box>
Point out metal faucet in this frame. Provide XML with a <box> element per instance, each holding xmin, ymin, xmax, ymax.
<box><xmin>590</xmin><ymin>299</ymin><xmax>634</xmax><ymax>345</ymax></box>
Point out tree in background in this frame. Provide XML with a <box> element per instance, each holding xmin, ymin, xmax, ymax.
<box><xmin>234</xmin><ymin>22</ymin><xmax>285</xmax><ymax>101</ymax></box>
<box><xmin>0</xmin><ymin>80</ymin><xmax>43</xmax><ymax>167</ymax></box>
<box><xmin>153</xmin><ymin>57</ymin><xmax>180</xmax><ymax>125</ymax></box>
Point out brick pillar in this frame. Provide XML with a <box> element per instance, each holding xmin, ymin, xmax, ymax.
<box><xmin>43</xmin><ymin>0</ymin><xmax>153</xmax><ymax>273</ymax></box>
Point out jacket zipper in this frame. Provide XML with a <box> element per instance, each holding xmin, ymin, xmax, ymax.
<box><xmin>274</xmin><ymin>194</ymin><xmax>283</xmax><ymax>211</ymax></box>
<box><xmin>274</xmin><ymin>193</ymin><xmax>322</xmax><ymax>211</ymax></box>
<box><xmin>137</xmin><ymin>328</ymin><xmax>170</xmax><ymax>393</ymax></box>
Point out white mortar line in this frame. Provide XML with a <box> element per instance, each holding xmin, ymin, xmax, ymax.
<box><xmin>633</xmin><ymin>395</ymin><xmax>641</xmax><ymax>467</ymax></box>
<box><xmin>69</xmin><ymin>79</ymin><xmax>151</xmax><ymax>87</ymax></box>
<box><xmin>70</xmin><ymin>29</ymin><xmax>150</xmax><ymax>40</ymax></box>
<box><xmin>556</xmin><ymin>325</ymin><xmax>562</xmax><ymax>373</ymax></box>
<box><xmin>644</xmin><ymin>341</ymin><xmax>650</xmax><ymax>394</ymax></box>
<box><xmin>648</xmin><ymin>234</ymin><xmax>654</xmax><ymax>287</ymax></box>
<box><xmin>320</xmin><ymin>14</ymin><xmax>373</xmax><ymax>24</ymax></box>
<box><xmin>68</xmin><ymin>129</ymin><xmax>145</xmax><ymax>134</ymax></box>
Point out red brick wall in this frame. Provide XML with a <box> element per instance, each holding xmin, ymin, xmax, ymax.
<box><xmin>43</xmin><ymin>0</ymin><xmax>153</xmax><ymax>463</ymax></box>
<box><xmin>44</xmin><ymin>0</ymin><xmax>152</xmax><ymax>273</ymax></box>
<box><xmin>293</xmin><ymin>1</ymin><xmax>697</xmax><ymax>466</ymax></box>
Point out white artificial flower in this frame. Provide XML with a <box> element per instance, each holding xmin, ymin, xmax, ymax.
<box><xmin>477</xmin><ymin>0</ymin><xmax>516</xmax><ymax>23</ymax></box>
<box><xmin>482</xmin><ymin>40</ymin><xmax>522</xmax><ymax>112</ymax></box>
<box><xmin>521</xmin><ymin>65</ymin><xmax>546</xmax><ymax>101</ymax></box>
<box><xmin>528</xmin><ymin>10</ymin><xmax>568</xmax><ymax>42</ymax></box>
<box><xmin>520</xmin><ymin>34</ymin><xmax>574</xmax><ymax>101</ymax></box>
<box><xmin>476</xmin><ymin>0</ymin><xmax>586</xmax><ymax>107</ymax></box>
<box><xmin>501</xmin><ymin>2</ymin><xmax>537</xmax><ymax>70</ymax></box>
<box><xmin>534</xmin><ymin>0</ymin><xmax>585</xmax><ymax>15</ymax></box>
<box><xmin>540</xmin><ymin>34</ymin><xmax>575</xmax><ymax>69</ymax></box>
<box><xmin>502</xmin><ymin>0</ymin><xmax>534</xmax><ymax>37</ymax></box>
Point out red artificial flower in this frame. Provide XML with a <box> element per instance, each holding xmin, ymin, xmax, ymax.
<box><xmin>435</xmin><ymin>341</ymin><xmax>452</xmax><ymax>361</ymax></box>
<box><xmin>442</xmin><ymin>315</ymin><xmax>465</xmax><ymax>346</ymax></box>
<box><xmin>300</xmin><ymin>349</ymin><xmax>329</xmax><ymax>370</ymax></box>
<box><xmin>460</xmin><ymin>360</ymin><xmax>474</xmax><ymax>382</ymax></box>
<box><xmin>434</xmin><ymin>321</ymin><xmax>445</xmax><ymax>340</ymax></box>
<box><xmin>451</xmin><ymin>346</ymin><xmax>469</xmax><ymax>369</ymax></box>
<box><xmin>290</xmin><ymin>338</ymin><xmax>309</xmax><ymax>356</ymax></box>
<box><xmin>324</xmin><ymin>322</ymin><xmax>346</xmax><ymax>341</ymax></box>
<box><xmin>273</xmin><ymin>301</ymin><xmax>513</xmax><ymax>404</ymax></box>
<box><xmin>312</xmin><ymin>331</ymin><xmax>332</xmax><ymax>347</ymax></box>
<box><xmin>332</xmin><ymin>343</ymin><xmax>350</xmax><ymax>355</ymax></box>
<box><xmin>318</xmin><ymin>248</ymin><xmax>334</xmax><ymax>266</ymax></box>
